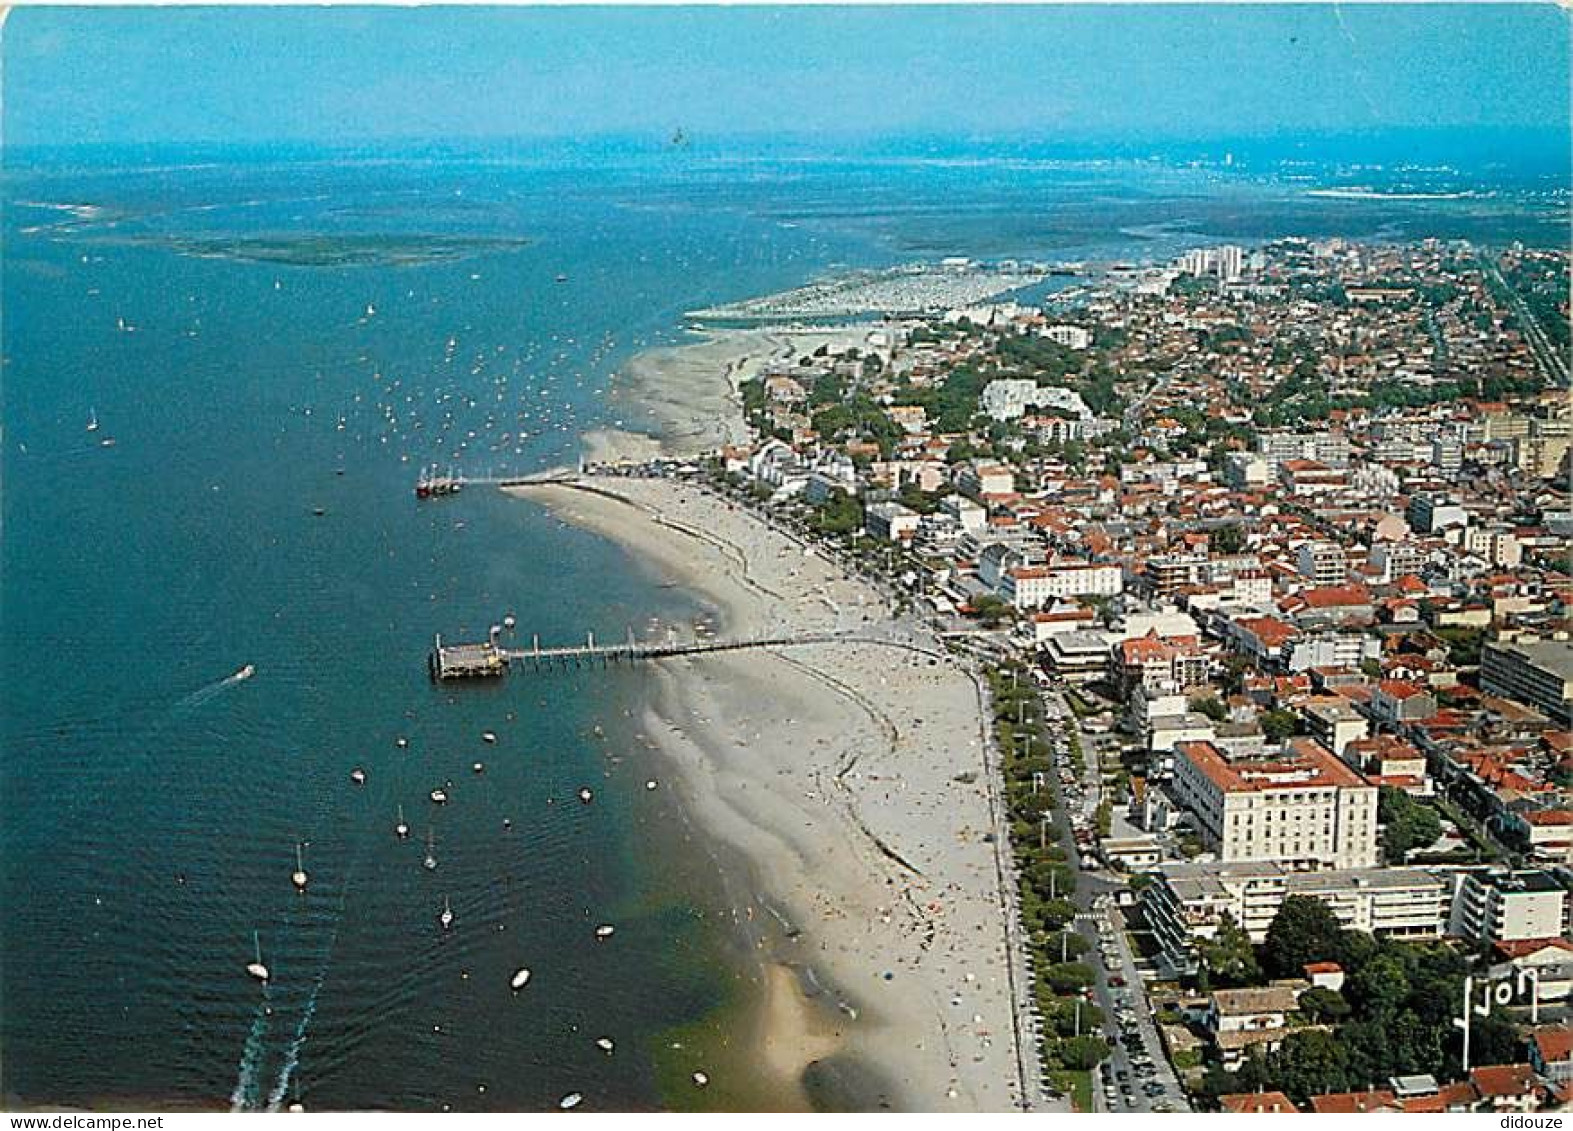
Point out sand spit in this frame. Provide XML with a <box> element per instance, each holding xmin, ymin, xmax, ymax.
<box><xmin>593</xmin><ymin>326</ymin><xmax>882</xmax><ymax>464</ymax></box>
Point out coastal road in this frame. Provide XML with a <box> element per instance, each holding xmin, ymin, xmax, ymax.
<box><xmin>1040</xmin><ymin>688</ymin><xmax>1190</xmax><ymax>1114</ymax></box>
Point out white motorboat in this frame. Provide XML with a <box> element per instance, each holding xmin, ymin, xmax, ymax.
<box><xmin>430</xmin><ymin>788</ymin><xmax>448</xmax><ymax>804</ymax></box>
<box><xmin>510</xmin><ymin>967</ymin><xmax>532</xmax><ymax>991</ymax></box>
<box><xmin>350</xmin><ymin>768</ymin><xmax>367</xmax><ymax>785</ymax></box>
<box><xmin>439</xmin><ymin>896</ymin><xmax>454</xmax><ymax>931</ymax></box>
<box><xmin>594</xmin><ymin>925</ymin><xmax>614</xmax><ymax>940</ymax></box>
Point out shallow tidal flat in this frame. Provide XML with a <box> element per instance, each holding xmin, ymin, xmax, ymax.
<box><xmin>85</xmin><ymin>232</ymin><xmax>534</xmax><ymax>268</ymax></box>
<box><xmin>506</xmin><ymin>475</ymin><xmax>1025</xmax><ymax>1111</ymax></box>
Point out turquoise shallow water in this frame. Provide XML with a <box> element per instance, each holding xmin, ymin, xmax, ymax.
<box><xmin>1</xmin><ymin>149</ymin><xmax>1559</xmax><ymax>1110</ymax></box>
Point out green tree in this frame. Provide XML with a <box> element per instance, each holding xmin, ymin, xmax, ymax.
<box><xmin>971</xmin><ymin>593</ymin><xmax>1011</xmax><ymax>628</ymax></box>
<box><xmin>1297</xmin><ymin>986</ymin><xmax>1351</xmax><ymax>1023</ymax></box>
<box><xmin>1259</xmin><ymin>708</ymin><xmax>1300</xmax><ymax>743</ymax></box>
<box><xmin>1212</xmin><ymin>523</ymin><xmax>1246</xmax><ymax>554</ymax></box>
<box><xmin>1045</xmin><ymin>962</ymin><xmax>1097</xmax><ymax>995</ymax></box>
<box><xmin>1197</xmin><ymin>912</ymin><xmax>1261</xmax><ymax>988</ymax></box>
<box><xmin>1378</xmin><ymin>787</ymin><xmax>1443</xmax><ymax>863</ymax></box>
<box><xmin>1059</xmin><ymin>1034</ymin><xmax>1111</xmax><ymax>1070</ymax></box>
<box><xmin>811</xmin><ymin>489</ymin><xmax>864</xmax><ymax>536</ymax></box>
<box><xmin>1468</xmin><ymin>1013</ymin><xmax>1522</xmax><ymax>1068</ymax></box>
<box><xmin>1190</xmin><ymin>695</ymin><xmax>1228</xmax><ymax>723</ymax></box>
<box><xmin>1263</xmin><ymin>896</ymin><xmax>1344</xmax><ymax>979</ymax></box>
<box><xmin>1269</xmin><ymin>1029</ymin><xmax>1349</xmax><ymax>1103</ymax></box>
<box><xmin>1347</xmin><ymin>950</ymin><xmax>1411</xmax><ymax>1016</ymax></box>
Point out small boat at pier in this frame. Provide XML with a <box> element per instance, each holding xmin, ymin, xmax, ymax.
<box><xmin>414</xmin><ymin>465</ymin><xmax>463</xmax><ymax>499</ymax></box>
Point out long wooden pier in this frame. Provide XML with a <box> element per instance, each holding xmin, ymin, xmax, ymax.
<box><xmin>429</xmin><ymin>629</ymin><xmax>850</xmax><ymax>680</ymax></box>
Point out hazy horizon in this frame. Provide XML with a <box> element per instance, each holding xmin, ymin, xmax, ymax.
<box><xmin>3</xmin><ymin>5</ymin><xmax>1567</xmax><ymax>172</ymax></box>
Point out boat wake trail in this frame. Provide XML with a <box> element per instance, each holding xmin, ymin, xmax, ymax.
<box><xmin>230</xmin><ymin>988</ymin><xmax>274</xmax><ymax>1112</ymax></box>
<box><xmin>252</xmin><ymin>810</ymin><xmax>368</xmax><ymax>1111</ymax></box>
<box><xmin>265</xmin><ymin>976</ymin><xmax>323</xmax><ymax>1112</ymax></box>
<box><xmin>176</xmin><ymin>666</ymin><xmax>256</xmax><ymax>712</ymax></box>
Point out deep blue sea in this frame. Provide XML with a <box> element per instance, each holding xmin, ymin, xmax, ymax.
<box><xmin>1</xmin><ymin>148</ymin><xmax>1562</xmax><ymax>1111</ymax></box>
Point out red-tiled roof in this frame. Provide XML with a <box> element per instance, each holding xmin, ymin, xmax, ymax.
<box><xmin>1470</xmin><ymin>1063</ymin><xmax>1539</xmax><ymax>1098</ymax></box>
<box><xmin>1494</xmin><ymin>938</ymin><xmax>1573</xmax><ymax>960</ymax></box>
<box><xmin>1302</xmin><ymin>584</ymin><xmax>1373</xmax><ymax>608</ymax></box>
<box><xmin>1309</xmin><ymin>1090</ymin><xmax>1397</xmax><ymax>1114</ymax></box>
<box><xmin>1177</xmin><ymin>738</ymin><xmax>1367</xmax><ymax>794</ymax></box>
<box><xmin>1532</xmin><ymin>1026</ymin><xmax>1573</xmax><ymax>1065</ymax></box>
<box><xmin>1234</xmin><ymin>615</ymin><xmax>1300</xmax><ymax>647</ymax></box>
<box><xmin>1221</xmin><ymin>1091</ymin><xmax>1298</xmax><ymax>1114</ymax></box>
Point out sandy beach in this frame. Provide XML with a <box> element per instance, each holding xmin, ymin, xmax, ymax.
<box><xmin>589</xmin><ymin>326</ymin><xmax>881</xmax><ymax>464</ymax></box>
<box><xmin>506</xmin><ymin>474</ymin><xmax>1036</xmax><ymax>1111</ymax></box>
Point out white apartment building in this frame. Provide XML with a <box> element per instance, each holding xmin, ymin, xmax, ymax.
<box><xmin>1297</xmin><ymin>541</ymin><xmax>1348</xmax><ymax>587</ymax></box>
<box><xmin>863</xmin><ymin>501</ymin><xmax>920</xmax><ymax>543</ymax></box>
<box><xmin>1001</xmin><ymin>561</ymin><xmax>1124</xmax><ymax>608</ymax></box>
<box><xmin>1169</xmin><ymin>738</ymin><xmax>1379</xmax><ymax>870</ymax></box>
<box><xmin>1301</xmin><ymin>697</ymin><xmax>1370</xmax><ymax>756</ymax></box>
<box><xmin>1481</xmin><ymin>640</ymin><xmax>1573</xmax><ymax>724</ymax></box>
<box><xmin>978</xmin><ymin>378</ymin><xmax>1090</xmax><ymax>422</ymax></box>
<box><xmin>1449</xmin><ymin>870</ymin><xmax>1570</xmax><ymax>945</ymax></box>
<box><xmin>955</xmin><ymin>461</ymin><xmax>1016</xmax><ymax>497</ymax></box>
<box><xmin>1370</xmin><ymin>540</ymin><xmax>1427</xmax><ymax>582</ymax></box>
<box><xmin>1145</xmin><ymin>861</ymin><xmax>1450</xmax><ymax>978</ymax></box>
<box><xmin>1257</xmin><ymin>431</ymin><xmax>1351</xmax><ymax>469</ymax></box>
<box><xmin>1225</xmin><ymin>452</ymin><xmax>1272</xmax><ymax>488</ymax></box>
<box><xmin>1282</xmin><ymin>631</ymin><xmax>1382</xmax><ymax>674</ymax></box>
<box><xmin>1217</xmin><ymin>244</ymin><xmax>1245</xmax><ymax>281</ymax></box>
<box><xmin>1043</xmin><ymin>323</ymin><xmax>1092</xmax><ymax>350</ymax></box>
<box><xmin>1464</xmin><ymin>527</ymin><xmax>1523</xmax><ymax>569</ymax></box>
<box><xmin>1406</xmin><ymin>494</ymin><xmax>1469</xmax><ymax>533</ymax></box>
<box><xmin>938</xmin><ymin>493</ymin><xmax>988</xmax><ymax>535</ymax></box>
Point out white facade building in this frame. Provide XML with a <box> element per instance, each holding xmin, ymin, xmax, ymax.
<box><xmin>1169</xmin><ymin>738</ymin><xmax>1379</xmax><ymax>870</ymax></box>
